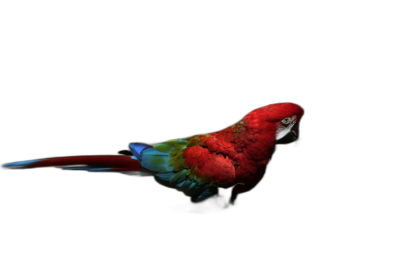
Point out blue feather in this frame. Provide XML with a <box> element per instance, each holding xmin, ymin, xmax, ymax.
<box><xmin>129</xmin><ymin>143</ymin><xmax>152</xmax><ymax>160</ymax></box>
<box><xmin>88</xmin><ymin>168</ymin><xmax>113</xmax><ymax>172</ymax></box>
<box><xmin>3</xmin><ymin>159</ymin><xmax>42</xmax><ymax>169</ymax></box>
<box><xmin>194</xmin><ymin>188</ymin><xmax>217</xmax><ymax>202</ymax></box>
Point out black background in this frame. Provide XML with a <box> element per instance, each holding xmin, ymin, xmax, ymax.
<box><xmin>1</xmin><ymin>8</ymin><xmax>358</xmax><ymax>247</ymax></box>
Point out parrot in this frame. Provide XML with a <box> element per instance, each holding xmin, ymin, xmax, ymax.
<box><xmin>3</xmin><ymin>102</ymin><xmax>304</xmax><ymax>204</ymax></box>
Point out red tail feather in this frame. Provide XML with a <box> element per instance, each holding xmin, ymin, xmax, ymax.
<box><xmin>5</xmin><ymin>155</ymin><xmax>141</xmax><ymax>172</ymax></box>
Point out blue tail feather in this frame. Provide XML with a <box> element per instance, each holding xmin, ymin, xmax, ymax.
<box><xmin>3</xmin><ymin>159</ymin><xmax>43</xmax><ymax>169</ymax></box>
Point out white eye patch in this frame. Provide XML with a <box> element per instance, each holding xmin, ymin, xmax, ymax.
<box><xmin>275</xmin><ymin>116</ymin><xmax>296</xmax><ymax>140</ymax></box>
<box><xmin>281</xmin><ymin>117</ymin><xmax>290</xmax><ymax>125</ymax></box>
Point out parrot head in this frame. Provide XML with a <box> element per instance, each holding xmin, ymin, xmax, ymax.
<box><xmin>262</xmin><ymin>103</ymin><xmax>304</xmax><ymax>145</ymax></box>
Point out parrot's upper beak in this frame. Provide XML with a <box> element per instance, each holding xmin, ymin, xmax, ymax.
<box><xmin>276</xmin><ymin>122</ymin><xmax>300</xmax><ymax>145</ymax></box>
<box><xmin>291</xmin><ymin>122</ymin><xmax>300</xmax><ymax>140</ymax></box>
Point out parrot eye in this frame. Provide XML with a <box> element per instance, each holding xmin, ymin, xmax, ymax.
<box><xmin>281</xmin><ymin>118</ymin><xmax>290</xmax><ymax>125</ymax></box>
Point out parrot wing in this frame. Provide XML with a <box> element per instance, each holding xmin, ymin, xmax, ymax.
<box><xmin>130</xmin><ymin>136</ymin><xmax>236</xmax><ymax>203</ymax></box>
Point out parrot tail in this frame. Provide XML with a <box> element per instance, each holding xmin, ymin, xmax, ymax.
<box><xmin>2</xmin><ymin>155</ymin><xmax>141</xmax><ymax>172</ymax></box>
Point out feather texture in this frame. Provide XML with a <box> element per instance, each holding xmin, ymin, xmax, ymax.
<box><xmin>3</xmin><ymin>103</ymin><xmax>304</xmax><ymax>203</ymax></box>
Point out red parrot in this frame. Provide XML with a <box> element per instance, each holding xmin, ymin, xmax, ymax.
<box><xmin>3</xmin><ymin>103</ymin><xmax>304</xmax><ymax>204</ymax></box>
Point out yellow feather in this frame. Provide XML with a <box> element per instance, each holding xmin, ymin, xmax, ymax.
<box><xmin>173</xmin><ymin>157</ymin><xmax>186</xmax><ymax>171</ymax></box>
<box><xmin>166</xmin><ymin>140</ymin><xmax>178</xmax><ymax>146</ymax></box>
<box><xmin>169</xmin><ymin>149</ymin><xmax>180</xmax><ymax>157</ymax></box>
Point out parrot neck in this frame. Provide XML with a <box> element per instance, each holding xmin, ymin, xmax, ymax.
<box><xmin>233</xmin><ymin>117</ymin><xmax>276</xmax><ymax>162</ymax></box>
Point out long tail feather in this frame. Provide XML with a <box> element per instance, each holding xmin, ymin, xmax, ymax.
<box><xmin>3</xmin><ymin>155</ymin><xmax>141</xmax><ymax>172</ymax></box>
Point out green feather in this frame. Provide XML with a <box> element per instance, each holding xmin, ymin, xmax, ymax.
<box><xmin>154</xmin><ymin>143</ymin><xmax>174</xmax><ymax>153</ymax></box>
<box><xmin>174</xmin><ymin>143</ymin><xmax>187</xmax><ymax>150</ymax></box>
<box><xmin>170</xmin><ymin>169</ymin><xmax>187</xmax><ymax>185</ymax></box>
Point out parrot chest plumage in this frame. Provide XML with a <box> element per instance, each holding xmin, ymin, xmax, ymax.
<box><xmin>232</xmin><ymin>135</ymin><xmax>275</xmax><ymax>185</ymax></box>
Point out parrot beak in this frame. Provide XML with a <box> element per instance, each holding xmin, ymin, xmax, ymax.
<box><xmin>276</xmin><ymin>122</ymin><xmax>300</xmax><ymax>145</ymax></box>
<box><xmin>291</xmin><ymin>122</ymin><xmax>300</xmax><ymax>140</ymax></box>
